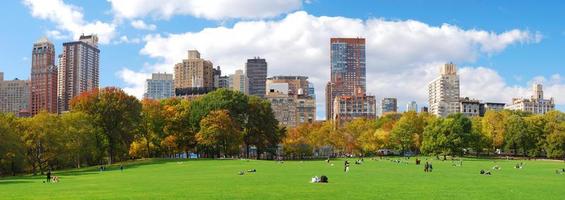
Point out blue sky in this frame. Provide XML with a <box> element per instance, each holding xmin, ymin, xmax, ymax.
<box><xmin>0</xmin><ymin>0</ymin><xmax>563</xmax><ymax>119</ymax></box>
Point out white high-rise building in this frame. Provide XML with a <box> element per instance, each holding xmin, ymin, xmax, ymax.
<box><xmin>144</xmin><ymin>73</ymin><xmax>174</xmax><ymax>100</ymax></box>
<box><xmin>406</xmin><ymin>101</ymin><xmax>418</xmax><ymax>112</ymax></box>
<box><xmin>428</xmin><ymin>63</ymin><xmax>460</xmax><ymax>117</ymax></box>
<box><xmin>57</xmin><ymin>34</ymin><xmax>99</xmax><ymax>113</ymax></box>
<box><xmin>506</xmin><ymin>83</ymin><xmax>555</xmax><ymax>114</ymax></box>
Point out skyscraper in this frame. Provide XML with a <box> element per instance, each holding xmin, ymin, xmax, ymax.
<box><xmin>174</xmin><ymin>50</ymin><xmax>214</xmax><ymax>97</ymax></box>
<box><xmin>30</xmin><ymin>37</ymin><xmax>58</xmax><ymax>116</ymax></box>
<box><xmin>428</xmin><ymin>63</ymin><xmax>460</xmax><ymax>117</ymax></box>
<box><xmin>326</xmin><ymin>38</ymin><xmax>375</xmax><ymax>122</ymax></box>
<box><xmin>57</xmin><ymin>34</ymin><xmax>100</xmax><ymax>112</ymax></box>
<box><xmin>406</xmin><ymin>101</ymin><xmax>418</xmax><ymax>112</ymax></box>
<box><xmin>381</xmin><ymin>98</ymin><xmax>398</xmax><ymax>114</ymax></box>
<box><xmin>245</xmin><ymin>57</ymin><xmax>267</xmax><ymax>97</ymax></box>
<box><xmin>144</xmin><ymin>72</ymin><xmax>174</xmax><ymax>100</ymax></box>
<box><xmin>0</xmin><ymin>72</ymin><xmax>30</xmax><ymax>117</ymax></box>
<box><xmin>326</xmin><ymin>38</ymin><xmax>367</xmax><ymax>120</ymax></box>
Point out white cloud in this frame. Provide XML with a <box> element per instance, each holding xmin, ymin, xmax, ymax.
<box><xmin>116</xmin><ymin>68</ymin><xmax>151</xmax><ymax>99</ymax></box>
<box><xmin>120</xmin><ymin>11</ymin><xmax>549</xmax><ymax>119</ymax></box>
<box><xmin>108</xmin><ymin>0</ymin><xmax>302</xmax><ymax>20</ymax></box>
<box><xmin>113</xmin><ymin>35</ymin><xmax>141</xmax><ymax>45</ymax></box>
<box><xmin>23</xmin><ymin>0</ymin><xmax>116</xmax><ymax>44</ymax></box>
<box><xmin>131</xmin><ymin>20</ymin><xmax>157</xmax><ymax>31</ymax></box>
<box><xmin>45</xmin><ymin>30</ymin><xmax>69</xmax><ymax>40</ymax></box>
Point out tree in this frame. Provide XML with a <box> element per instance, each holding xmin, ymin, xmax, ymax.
<box><xmin>283</xmin><ymin>125</ymin><xmax>313</xmax><ymax>159</ymax></box>
<box><xmin>161</xmin><ymin>98</ymin><xmax>193</xmax><ymax>156</ymax></box>
<box><xmin>343</xmin><ymin>118</ymin><xmax>376</xmax><ymax>154</ymax></box>
<box><xmin>421</xmin><ymin>114</ymin><xmax>471</xmax><ymax>158</ymax></box>
<box><xmin>138</xmin><ymin>99</ymin><xmax>166</xmax><ymax>157</ymax></box>
<box><xmin>196</xmin><ymin>110</ymin><xmax>242</xmax><ymax>157</ymax></box>
<box><xmin>390</xmin><ymin>112</ymin><xmax>423</xmax><ymax>155</ymax></box>
<box><xmin>0</xmin><ymin>113</ymin><xmax>25</xmax><ymax>176</ymax></box>
<box><xmin>482</xmin><ymin>110</ymin><xmax>505</xmax><ymax>155</ymax></box>
<box><xmin>469</xmin><ymin>116</ymin><xmax>488</xmax><ymax>157</ymax></box>
<box><xmin>71</xmin><ymin>87</ymin><xmax>142</xmax><ymax>164</ymax></box>
<box><xmin>243</xmin><ymin>96</ymin><xmax>283</xmax><ymax>158</ymax></box>
<box><xmin>19</xmin><ymin>111</ymin><xmax>63</xmax><ymax>175</ymax></box>
<box><xmin>545</xmin><ymin>122</ymin><xmax>565</xmax><ymax>159</ymax></box>
<box><xmin>60</xmin><ymin>111</ymin><xmax>100</xmax><ymax>168</ymax></box>
<box><xmin>504</xmin><ymin>114</ymin><xmax>529</xmax><ymax>156</ymax></box>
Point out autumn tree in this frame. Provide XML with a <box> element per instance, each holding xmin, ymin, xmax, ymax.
<box><xmin>161</xmin><ymin>98</ymin><xmax>193</xmax><ymax>155</ymax></box>
<box><xmin>390</xmin><ymin>112</ymin><xmax>423</xmax><ymax>155</ymax></box>
<box><xmin>482</xmin><ymin>110</ymin><xmax>506</xmax><ymax>155</ymax></box>
<box><xmin>196</xmin><ymin>110</ymin><xmax>242</xmax><ymax>157</ymax></box>
<box><xmin>71</xmin><ymin>87</ymin><xmax>142</xmax><ymax>164</ymax></box>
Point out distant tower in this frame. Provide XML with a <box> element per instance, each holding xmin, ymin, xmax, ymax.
<box><xmin>245</xmin><ymin>57</ymin><xmax>268</xmax><ymax>98</ymax></box>
<box><xmin>58</xmin><ymin>34</ymin><xmax>100</xmax><ymax>113</ymax></box>
<box><xmin>30</xmin><ymin>37</ymin><xmax>58</xmax><ymax>116</ymax></box>
<box><xmin>428</xmin><ymin>62</ymin><xmax>460</xmax><ymax>117</ymax></box>
<box><xmin>532</xmin><ymin>83</ymin><xmax>543</xmax><ymax>100</ymax></box>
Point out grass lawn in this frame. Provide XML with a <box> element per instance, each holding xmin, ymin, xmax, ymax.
<box><xmin>1</xmin><ymin>157</ymin><xmax>564</xmax><ymax>199</ymax></box>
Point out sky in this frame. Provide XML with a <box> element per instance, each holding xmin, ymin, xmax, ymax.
<box><xmin>0</xmin><ymin>0</ymin><xmax>564</xmax><ymax>120</ymax></box>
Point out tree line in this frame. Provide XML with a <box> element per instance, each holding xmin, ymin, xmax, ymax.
<box><xmin>1</xmin><ymin>87</ymin><xmax>564</xmax><ymax>176</ymax></box>
<box><xmin>0</xmin><ymin>88</ymin><xmax>283</xmax><ymax>176</ymax></box>
<box><xmin>283</xmin><ymin>110</ymin><xmax>565</xmax><ymax>160</ymax></box>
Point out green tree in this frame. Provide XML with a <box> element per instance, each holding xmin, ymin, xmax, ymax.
<box><xmin>469</xmin><ymin>116</ymin><xmax>488</xmax><ymax>157</ymax></box>
<box><xmin>60</xmin><ymin>111</ymin><xmax>100</xmax><ymax>168</ymax></box>
<box><xmin>71</xmin><ymin>87</ymin><xmax>142</xmax><ymax>164</ymax></box>
<box><xmin>19</xmin><ymin>111</ymin><xmax>63</xmax><ymax>175</ymax></box>
<box><xmin>504</xmin><ymin>114</ymin><xmax>529</xmax><ymax>156</ymax></box>
<box><xmin>243</xmin><ymin>96</ymin><xmax>283</xmax><ymax>158</ymax></box>
<box><xmin>0</xmin><ymin>113</ymin><xmax>25</xmax><ymax>176</ymax></box>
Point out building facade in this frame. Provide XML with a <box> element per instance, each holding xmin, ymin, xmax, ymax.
<box><xmin>245</xmin><ymin>57</ymin><xmax>267</xmax><ymax>97</ymax></box>
<box><xmin>144</xmin><ymin>73</ymin><xmax>174</xmax><ymax>100</ymax></box>
<box><xmin>218</xmin><ymin>75</ymin><xmax>229</xmax><ymax>89</ymax></box>
<box><xmin>428</xmin><ymin>63</ymin><xmax>460</xmax><ymax>117</ymax></box>
<box><xmin>174</xmin><ymin>50</ymin><xmax>214</xmax><ymax>97</ymax></box>
<box><xmin>333</xmin><ymin>95</ymin><xmax>377</xmax><ymax>122</ymax></box>
<box><xmin>30</xmin><ymin>37</ymin><xmax>58</xmax><ymax>116</ymax></box>
<box><xmin>229</xmin><ymin>69</ymin><xmax>248</xmax><ymax>94</ymax></box>
<box><xmin>406</xmin><ymin>101</ymin><xmax>418</xmax><ymax>112</ymax></box>
<box><xmin>381</xmin><ymin>97</ymin><xmax>398</xmax><ymax>114</ymax></box>
<box><xmin>459</xmin><ymin>97</ymin><xmax>481</xmax><ymax>117</ymax></box>
<box><xmin>505</xmin><ymin>84</ymin><xmax>555</xmax><ymax>114</ymax></box>
<box><xmin>326</xmin><ymin>38</ymin><xmax>367</xmax><ymax>120</ymax></box>
<box><xmin>265</xmin><ymin>76</ymin><xmax>316</xmax><ymax>127</ymax></box>
<box><xmin>57</xmin><ymin>34</ymin><xmax>100</xmax><ymax>113</ymax></box>
<box><xmin>0</xmin><ymin>73</ymin><xmax>30</xmax><ymax>117</ymax></box>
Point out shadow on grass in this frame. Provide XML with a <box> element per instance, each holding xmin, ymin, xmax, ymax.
<box><xmin>0</xmin><ymin>180</ymin><xmax>35</xmax><ymax>185</ymax></box>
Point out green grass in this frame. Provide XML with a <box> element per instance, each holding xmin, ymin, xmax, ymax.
<box><xmin>1</xmin><ymin>157</ymin><xmax>565</xmax><ymax>199</ymax></box>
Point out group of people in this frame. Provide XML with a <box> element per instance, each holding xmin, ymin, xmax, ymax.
<box><xmin>238</xmin><ymin>169</ymin><xmax>257</xmax><ymax>175</ymax></box>
<box><xmin>555</xmin><ymin>168</ymin><xmax>565</xmax><ymax>174</ymax></box>
<box><xmin>514</xmin><ymin>162</ymin><xmax>524</xmax><ymax>169</ymax></box>
<box><xmin>480</xmin><ymin>169</ymin><xmax>492</xmax><ymax>175</ymax></box>
<box><xmin>424</xmin><ymin>162</ymin><xmax>433</xmax><ymax>172</ymax></box>
<box><xmin>310</xmin><ymin>175</ymin><xmax>328</xmax><ymax>183</ymax></box>
<box><xmin>44</xmin><ymin>169</ymin><xmax>59</xmax><ymax>183</ymax></box>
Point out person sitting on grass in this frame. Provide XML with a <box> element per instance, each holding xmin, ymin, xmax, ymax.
<box><xmin>319</xmin><ymin>175</ymin><xmax>328</xmax><ymax>183</ymax></box>
<box><xmin>247</xmin><ymin>169</ymin><xmax>256</xmax><ymax>173</ymax></box>
<box><xmin>485</xmin><ymin>171</ymin><xmax>492</xmax><ymax>175</ymax></box>
<box><xmin>311</xmin><ymin>176</ymin><xmax>320</xmax><ymax>183</ymax></box>
<box><xmin>480</xmin><ymin>169</ymin><xmax>485</xmax><ymax>174</ymax></box>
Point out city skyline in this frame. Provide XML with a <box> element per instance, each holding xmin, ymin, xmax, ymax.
<box><xmin>1</xmin><ymin>0</ymin><xmax>564</xmax><ymax>119</ymax></box>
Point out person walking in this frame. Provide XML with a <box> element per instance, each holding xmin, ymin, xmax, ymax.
<box><xmin>46</xmin><ymin>169</ymin><xmax>51</xmax><ymax>183</ymax></box>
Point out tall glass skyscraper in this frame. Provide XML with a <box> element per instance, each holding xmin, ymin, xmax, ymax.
<box><xmin>326</xmin><ymin>38</ymin><xmax>373</xmax><ymax>121</ymax></box>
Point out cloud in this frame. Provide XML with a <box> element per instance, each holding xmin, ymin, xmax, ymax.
<box><xmin>113</xmin><ymin>35</ymin><xmax>141</xmax><ymax>45</ymax></box>
<box><xmin>116</xmin><ymin>68</ymin><xmax>151</xmax><ymax>99</ymax></box>
<box><xmin>23</xmin><ymin>0</ymin><xmax>116</xmax><ymax>44</ymax></box>
<box><xmin>108</xmin><ymin>0</ymin><xmax>302</xmax><ymax>20</ymax></box>
<box><xmin>131</xmin><ymin>20</ymin><xmax>157</xmax><ymax>31</ymax></box>
<box><xmin>120</xmin><ymin>11</ymin><xmax>547</xmax><ymax>119</ymax></box>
